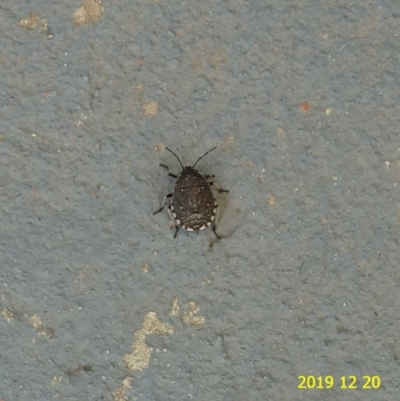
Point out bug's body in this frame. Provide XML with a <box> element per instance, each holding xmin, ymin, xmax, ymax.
<box><xmin>171</xmin><ymin>166</ymin><xmax>217</xmax><ymax>231</ymax></box>
<box><xmin>153</xmin><ymin>146</ymin><xmax>228</xmax><ymax>238</ymax></box>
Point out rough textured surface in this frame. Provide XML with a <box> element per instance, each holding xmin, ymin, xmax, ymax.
<box><xmin>1</xmin><ymin>0</ymin><xmax>400</xmax><ymax>400</ymax></box>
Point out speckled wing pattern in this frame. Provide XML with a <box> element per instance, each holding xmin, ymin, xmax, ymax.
<box><xmin>171</xmin><ymin>183</ymin><xmax>217</xmax><ymax>231</ymax></box>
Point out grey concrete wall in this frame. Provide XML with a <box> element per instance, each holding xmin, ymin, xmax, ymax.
<box><xmin>1</xmin><ymin>0</ymin><xmax>399</xmax><ymax>400</ymax></box>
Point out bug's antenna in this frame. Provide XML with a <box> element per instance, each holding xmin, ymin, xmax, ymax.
<box><xmin>165</xmin><ymin>147</ymin><xmax>184</xmax><ymax>170</ymax></box>
<box><xmin>193</xmin><ymin>146</ymin><xmax>218</xmax><ymax>168</ymax></box>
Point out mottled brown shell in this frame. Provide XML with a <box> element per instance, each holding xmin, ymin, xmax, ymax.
<box><xmin>170</xmin><ymin>166</ymin><xmax>217</xmax><ymax>231</ymax></box>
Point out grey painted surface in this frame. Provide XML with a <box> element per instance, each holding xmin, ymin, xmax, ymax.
<box><xmin>1</xmin><ymin>0</ymin><xmax>399</xmax><ymax>400</ymax></box>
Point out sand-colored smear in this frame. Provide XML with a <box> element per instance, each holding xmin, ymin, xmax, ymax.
<box><xmin>73</xmin><ymin>0</ymin><xmax>104</xmax><ymax>27</ymax></box>
<box><xmin>123</xmin><ymin>311</ymin><xmax>174</xmax><ymax>371</ymax></box>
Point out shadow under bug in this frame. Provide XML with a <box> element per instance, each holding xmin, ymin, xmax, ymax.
<box><xmin>153</xmin><ymin>146</ymin><xmax>229</xmax><ymax>239</ymax></box>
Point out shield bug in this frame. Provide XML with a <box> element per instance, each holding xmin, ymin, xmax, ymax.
<box><xmin>153</xmin><ymin>146</ymin><xmax>229</xmax><ymax>238</ymax></box>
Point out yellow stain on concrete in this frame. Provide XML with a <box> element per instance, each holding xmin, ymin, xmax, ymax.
<box><xmin>73</xmin><ymin>0</ymin><xmax>104</xmax><ymax>27</ymax></box>
<box><xmin>181</xmin><ymin>301</ymin><xmax>205</xmax><ymax>328</ymax></box>
<box><xmin>123</xmin><ymin>311</ymin><xmax>173</xmax><ymax>371</ymax></box>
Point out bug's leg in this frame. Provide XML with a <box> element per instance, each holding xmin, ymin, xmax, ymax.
<box><xmin>208</xmin><ymin>179</ymin><xmax>229</xmax><ymax>193</ymax></box>
<box><xmin>167</xmin><ymin>206</ymin><xmax>180</xmax><ymax>238</ymax></box>
<box><xmin>212</xmin><ymin>225</ymin><xmax>221</xmax><ymax>239</ymax></box>
<box><xmin>159</xmin><ymin>163</ymin><xmax>178</xmax><ymax>179</ymax></box>
<box><xmin>153</xmin><ymin>193</ymin><xmax>172</xmax><ymax>215</ymax></box>
<box><xmin>211</xmin><ymin>205</ymin><xmax>221</xmax><ymax>239</ymax></box>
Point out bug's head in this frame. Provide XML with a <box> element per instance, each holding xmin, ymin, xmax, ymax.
<box><xmin>181</xmin><ymin>165</ymin><xmax>199</xmax><ymax>175</ymax></box>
